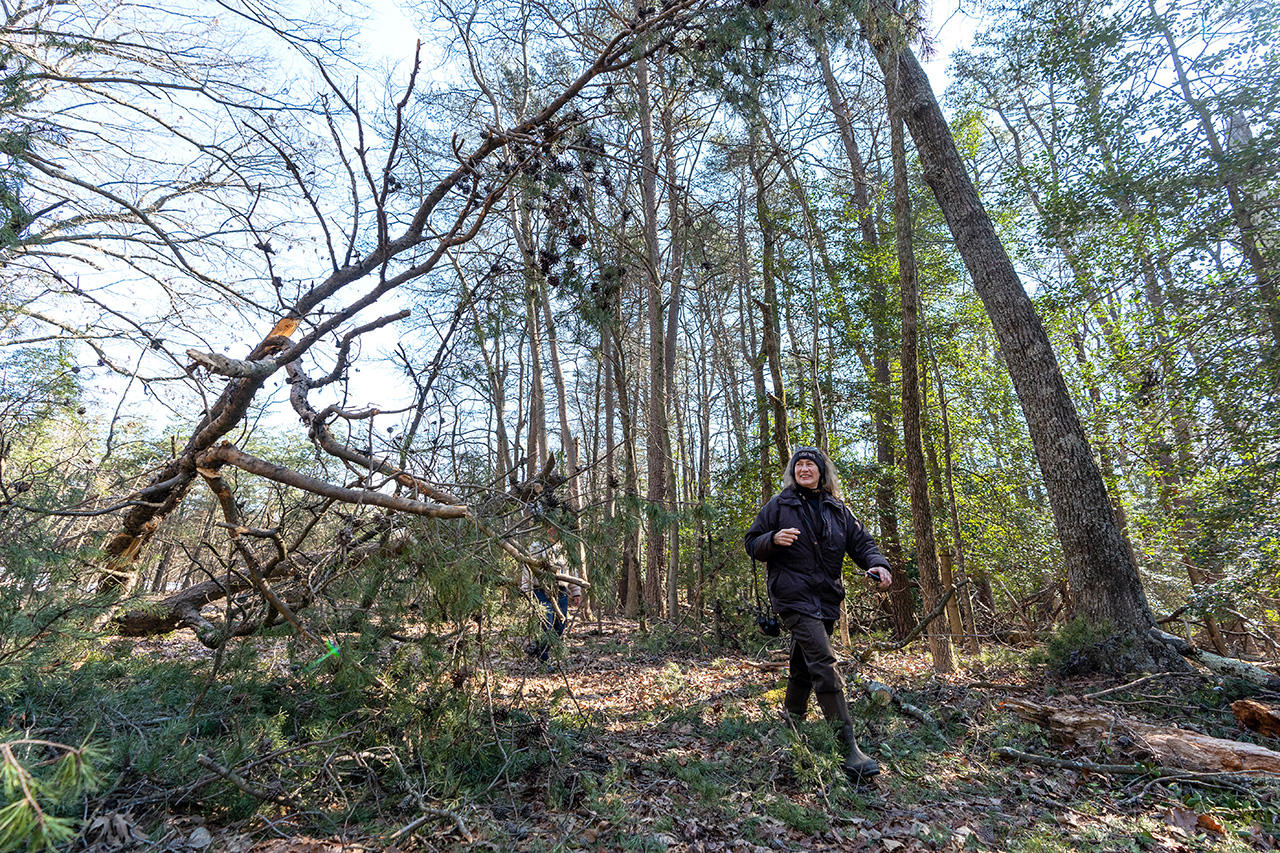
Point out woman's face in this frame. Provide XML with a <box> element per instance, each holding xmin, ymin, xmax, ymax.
<box><xmin>793</xmin><ymin>458</ymin><xmax>821</xmax><ymax>490</ymax></box>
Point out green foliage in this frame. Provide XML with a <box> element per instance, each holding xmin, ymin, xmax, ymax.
<box><xmin>0</xmin><ymin>342</ymin><xmax>102</xmax><ymax>678</ymax></box>
<box><xmin>1</xmin><ymin>629</ymin><xmax>570</xmax><ymax>835</ymax></box>
<box><xmin>0</xmin><ymin>54</ymin><xmax>36</xmax><ymax>250</ymax></box>
<box><xmin>0</xmin><ymin>344</ymin><xmax>83</xmax><ymax>445</ymax></box>
<box><xmin>950</xmin><ymin>0</ymin><xmax>1280</xmax><ymax>630</ymax></box>
<box><xmin>1035</xmin><ymin>617</ymin><xmax>1127</xmax><ymax>677</ymax></box>
<box><xmin>0</xmin><ymin>737</ymin><xmax>102</xmax><ymax>853</ymax></box>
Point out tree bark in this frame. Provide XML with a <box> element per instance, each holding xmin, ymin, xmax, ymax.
<box><xmin>888</xmin><ymin>58</ymin><xmax>955</xmax><ymax>673</ymax></box>
<box><xmin>636</xmin><ymin>47</ymin><xmax>669</xmax><ymax>618</ymax></box>
<box><xmin>738</xmin><ymin>191</ymin><xmax>773</xmax><ymax>505</ymax></box>
<box><xmin>924</xmin><ymin>326</ymin><xmax>981</xmax><ymax>653</ymax></box>
<box><xmin>610</xmin><ymin>328</ymin><xmax>643</xmax><ymax>618</ymax></box>
<box><xmin>1006</xmin><ymin>698</ymin><xmax>1280</xmax><ymax>775</ymax></box>
<box><xmin>747</xmin><ymin>141</ymin><xmax>790</xmax><ymax>470</ymax></box>
<box><xmin>660</xmin><ymin>85</ymin><xmax>686</xmax><ymax>620</ymax></box>
<box><xmin>816</xmin><ymin>38</ymin><xmax>910</xmax><ymax>636</ymax></box>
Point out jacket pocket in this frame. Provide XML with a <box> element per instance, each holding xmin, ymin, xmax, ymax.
<box><xmin>768</xmin><ymin>566</ymin><xmax>809</xmax><ymax>607</ymax></box>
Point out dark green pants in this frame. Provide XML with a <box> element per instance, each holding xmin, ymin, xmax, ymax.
<box><xmin>782</xmin><ymin>612</ymin><xmax>843</xmax><ymax>697</ymax></box>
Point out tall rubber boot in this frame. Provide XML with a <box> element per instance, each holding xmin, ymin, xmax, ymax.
<box><xmin>780</xmin><ymin>679</ymin><xmax>811</xmax><ymax>728</ymax></box>
<box><xmin>815</xmin><ymin>692</ymin><xmax>881</xmax><ymax>780</ymax></box>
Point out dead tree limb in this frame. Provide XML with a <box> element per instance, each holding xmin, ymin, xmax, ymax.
<box><xmin>198</xmin><ymin>444</ymin><xmax>469</xmax><ymax>520</ymax></box>
<box><xmin>196</xmin><ymin>755</ymin><xmax>298</xmax><ymax>808</ymax></box>
<box><xmin>286</xmin><ymin>359</ymin><xmax>461</xmax><ymax>505</ymax></box>
<box><xmin>92</xmin><ymin>0</ymin><xmax>715</xmax><ymax>591</ymax></box>
<box><xmin>391</xmin><ymin>807</ymin><xmax>471</xmax><ymax>843</ymax></box>
<box><xmin>994</xmin><ymin>746</ymin><xmax>1280</xmax><ymax>788</ymax></box>
<box><xmin>856</xmin><ymin>582</ymin><xmax>961</xmax><ymax>662</ymax></box>
<box><xmin>1005</xmin><ymin>699</ymin><xmax>1280</xmax><ymax>775</ymax></box>
<box><xmin>1084</xmin><ymin>672</ymin><xmax>1204</xmax><ymax>700</ymax></box>
<box><xmin>1149</xmin><ymin>628</ymin><xmax>1280</xmax><ymax>688</ymax></box>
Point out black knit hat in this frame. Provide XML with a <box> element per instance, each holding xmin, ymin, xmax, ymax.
<box><xmin>790</xmin><ymin>447</ymin><xmax>825</xmax><ymax>480</ymax></box>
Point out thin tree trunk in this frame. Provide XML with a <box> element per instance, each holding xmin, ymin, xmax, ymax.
<box><xmin>603</xmin><ymin>320</ymin><xmax>618</xmax><ymax>614</ymax></box>
<box><xmin>636</xmin><ymin>47</ymin><xmax>669</xmax><ymax>617</ymax></box>
<box><xmin>920</xmin><ymin>373</ymin><xmax>965</xmax><ymax>648</ymax></box>
<box><xmin>816</xmin><ymin>38</ymin><xmax>910</xmax><ymax>636</ymax></box>
<box><xmin>539</xmin><ymin>277</ymin><xmax>588</xmax><ymax>600</ymax></box>
<box><xmin>887</xmin><ymin>54</ymin><xmax>955</xmax><ymax>673</ymax></box>
<box><xmin>737</xmin><ymin>190</ymin><xmax>773</xmax><ymax>504</ymax></box>
<box><xmin>611</xmin><ymin>332</ymin><xmax>643</xmax><ymax>618</ymax></box>
<box><xmin>517</xmin><ymin>213</ymin><xmax>548</xmax><ymax>483</ymax></box>
<box><xmin>661</xmin><ymin>88</ymin><xmax>686</xmax><ymax>620</ymax></box>
<box><xmin>924</xmin><ymin>325</ymin><xmax>980</xmax><ymax>653</ymax></box>
<box><xmin>747</xmin><ymin>141</ymin><xmax>790</xmax><ymax>470</ymax></box>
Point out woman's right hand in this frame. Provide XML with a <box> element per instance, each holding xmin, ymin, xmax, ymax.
<box><xmin>773</xmin><ymin>527</ymin><xmax>801</xmax><ymax>547</ymax></box>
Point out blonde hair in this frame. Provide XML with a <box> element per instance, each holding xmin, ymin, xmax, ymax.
<box><xmin>782</xmin><ymin>446</ymin><xmax>842</xmax><ymax>499</ymax></box>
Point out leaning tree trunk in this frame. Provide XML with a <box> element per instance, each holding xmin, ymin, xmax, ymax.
<box><xmin>865</xmin><ymin>26</ymin><xmax>1184</xmax><ymax>672</ymax></box>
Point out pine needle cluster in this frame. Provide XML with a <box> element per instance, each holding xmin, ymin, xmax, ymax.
<box><xmin>0</xmin><ymin>738</ymin><xmax>102</xmax><ymax>853</ymax></box>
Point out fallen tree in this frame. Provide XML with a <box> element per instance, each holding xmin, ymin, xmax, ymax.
<box><xmin>1150</xmin><ymin>628</ymin><xmax>1280</xmax><ymax>688</ymax></box>
<box><xmin>1005</xmin><ymin>699</ymin><xmax>1280</xmax><ymax>776</ymax></box>
<box><xmin>93</xmin><ymin>0</ymin><xmax>718</xmax><ymax>599</ymax></box>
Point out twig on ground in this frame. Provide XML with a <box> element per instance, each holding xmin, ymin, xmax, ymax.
<box><xmin>390</xmin><ymin>807</ymin><xmax>471</xmax><ymax>842</ymax></box>
<box><xmin>849</xmin><ymin>676</ymin><xmax>937</xmax><ymax>728</ymax></box>
<box><xmin>896</xmin><ymin>700</ymin><xmax>937</xmax><ymax>728</ymax></box>
<box><xmin>966</xmin><ymin>681</ymin><xmax>1034</xmax><ymax>691</ymax></box>
<box><xmin>1084</xmin><ymin>672</ymin><xmax>1203</xmax><ymax>700</ymax></box>
<box><xmin>196</xmin><ymin>754</ymin><xmax>297</xmax><ymax>808</ymax></box>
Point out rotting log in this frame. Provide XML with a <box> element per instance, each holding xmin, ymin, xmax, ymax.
<box><xmin>1233</xmin><ymin>700</ymin><xmax>1280</xmax><ymax>738</ymax></box>
<box><xmin>1005</xmin><ymin>699</ymin><xmax>1280</xmax><ymax>776</ymax></box>
<box><xmin>1150</xmin><ymin>628</ymin><xmax>1280</xmax><ymax>688</ymax></box>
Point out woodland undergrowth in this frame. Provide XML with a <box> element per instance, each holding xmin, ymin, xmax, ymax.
<box><xmin>1</xmin><ymin>613</ymin><xmax>1278</xmax><ymax>853</ymax></box>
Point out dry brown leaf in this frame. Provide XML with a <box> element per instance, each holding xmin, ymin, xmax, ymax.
<box><xmin>1197</xmin><ymin>814</ymin><xmax>1226</xmax><ymax>835</ymax></box>
<box><xmin>87</xmin><ymin>812</ymin><xmax>145</xmax><ymax>847</ymax></box>
<box><xmin>1164</xmin><ymin>806</ymin><xmax>1198</xmax><ymax>832</ymax></box>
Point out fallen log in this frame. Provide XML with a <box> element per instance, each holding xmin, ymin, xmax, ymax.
<box><xmin>1150</xmin><ymin>628</ymin><xmax>1280</xmax><ymax>688</ymax></box>
<box><xmin>852</xmin><ymin>676</ymin><xmax>937</xmax><ymax>728</ymax></box>
<box><xmin>994</xmin><ymin>747</ymin><xmax>1280</xmax><ymax>791</ymax></box>
<box><xmin>1005</xmin><ymin>699</ymin><xmax>1280</xmax><ymax>776</ymax></box>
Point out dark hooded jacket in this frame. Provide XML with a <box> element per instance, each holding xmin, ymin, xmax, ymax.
<box><xmin>744</xmin><ymin>486</ymin><xmax>891</xmax><ymax>620</ymax></box>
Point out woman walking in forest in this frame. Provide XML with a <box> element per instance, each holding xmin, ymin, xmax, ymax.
<box><xmin>744</xmin><ymin>446</ymin><xmax>893</xmax><ymax>780</ymax></box>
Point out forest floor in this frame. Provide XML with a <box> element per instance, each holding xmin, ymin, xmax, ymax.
<box><xmin>67</xmin><ymin>617</ymin><xmax>1280</xmax><ymax>853</ymax></box>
